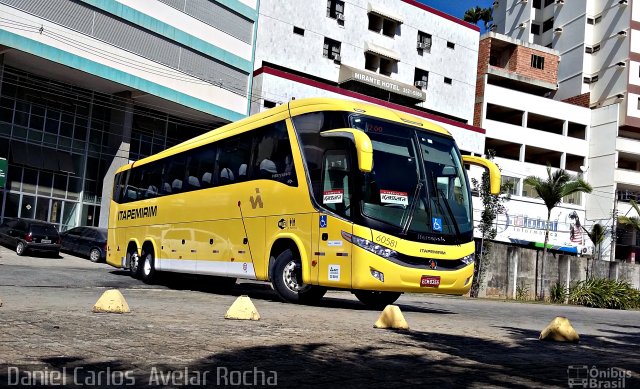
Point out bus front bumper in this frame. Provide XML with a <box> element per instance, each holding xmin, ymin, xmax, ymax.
<box><xmin>350</xmin><ymin>246</ymin><xmax>475</xmax><ymax>294</ymax></box>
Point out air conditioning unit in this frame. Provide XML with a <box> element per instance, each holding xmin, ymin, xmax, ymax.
<box><xmin>554</xmin><ymin>27</ymin><xmax>563</xmax><ymax>34</ymax></box>
<box><xmin>336</xmin><ymin>13</ymin><xmax>345</xmax><ymax>21</ymax></box>
<box><xmin>617</xmin><ymin>61</ymin><xmax>626</xmax><ymax>68</ymax></box>
<box><xmin>581</xmin><ymin>246</ymin><xmax>594</xmax><ymax>256</ymax></box>
<box><xmin>584</xmin><ymin>75</ymin><xmax>599</xmax><ymax>84</ymax></box>
<box><xmin>417</xmin><ymin>42</ymin><xmax>427</xmax><ymax>49</ymax></box>
<box><xmin>414</xmin><ymin>80</ymin><xmax>427</xmax><ymax>88</ymax></box>
<box><xmin>333</xmin><ymin>54</ymin><xmax>341</xmax><ymax>62</ymax></box>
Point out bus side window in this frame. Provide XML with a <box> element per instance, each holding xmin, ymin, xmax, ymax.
<box><xmin>165</xmin><ymin>155</ymin><xmax>186</xmax><ymax>194</ymax></box>
<box><xmin>217</xmin><ymin>134</ymin><xmax>251</xmax><ymax>186</ymax></box>
<box><xmin>113</xmin><ymin>172</ymin><xmax>124</xmax><ymax>203</ymax></box>
<box><xmin>253</xmin><ymin>121</ymin><xmax>297</xmax><ymax>186</ymax></box>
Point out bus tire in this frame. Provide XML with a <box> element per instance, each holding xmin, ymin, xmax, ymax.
<box><xmin>353</xmin><ymin>290</ymin><xmax>402</xmax><ymax>309</ymax></box>
<box><xmin>127</xmin><ymin>248</ymin><xmax>142</xmax><ymax>279</ymax></box>
<box><xmin>140</xmin><ymin>248</ymin><xmax>156</xmax><ymax>284</ymax></box>
<box><xmin>272</xmin><ymin>249</ymin><xmax>327</xmax><ymax>304</ymax></box>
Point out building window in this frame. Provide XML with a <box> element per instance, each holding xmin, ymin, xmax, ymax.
<box><xmin>563</xmin><ymin>191</ymin><xmax>582</xmax><ymax>205</ymax></box>
<box><xmin>264</xmin><ymin>100</ymin><xmax>276</xmax><ymax>108</ymax></box>
<box><xmin>414</xmin><ymin>68</ymin><xmax>429</xmax><ymax>89</ymax></box>
<box><xmin>501</xmin><ymin>176</ymin><xmax>519</xmax><ymax>196</ymax></box>
<box><xmin>368</xmin><ymin>13</ymin><xmax>399</xmax><ymax>37</ymax></box>
<box><xmin>531</xmin><ymin>23</ymin><xmax>540</xmax><ymax>35</ymax></box>
<box><xmin>364</xmin><ymin>52</ymin><xmax>397</xmax><ymax>76</ymax></box>
<box><xmin>444</xmin><ymin>77</ymin><xmax>452</xmax><ymax>85</ymax></box>
<box><xmin>522</xmin><ymin>181</ymin><xmax>540</xmax><ymax>198</ymax></box>
<box><xmin>417</xmin><ymin>31</ymin><xmax>432</xmax><ymax>53</ymax></box>
<box><xmin>587</xmin><ymin>17</ymin><xmax>594</xmax><ymax>25</ymax></box>
<box><xmin>544</xmin><ymin>0</ymin><xmax>554</xmax><ymax>7</ymax></box>
<box><xmin>293</xmin><ymin>26</ymin><xmax>304</xmax><ymax>36</ymax></box>
<box><xmin>531</xmin><ymin>54</ymin><xmax>545</xmax><ymax>69</ymax></box>
<box><xmin>533</xmin><ymin>0</ymin><xmax>542</xmax><ymax>9</ymax></box>
<box><xmin>447</xmin><ymin>41</ymin><xmax>455</xmax><ymax>49</ymax></box>
<box><xmin>326</xmin><ymin>0</ymin><xmax>345</xmax><ymax>21</ymax></box>
<box><xmin>323</xmin><ymin>37</ymin><xmax>341</xmax><ymax>61</ymax></box>
<box><xmin>542</xmin><ymin>17</ymin><xmax>554</xmax><ymax>32</ymax></box>
<box><xmin>637</xmin><ymin>97</ymin><xmax>640</xmax><ymax>110</ymax></box>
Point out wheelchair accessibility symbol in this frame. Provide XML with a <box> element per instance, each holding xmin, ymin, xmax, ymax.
<box><xmin>432</xmin><ymin>217</ymin><xmax>442</xmax><ymax>232</ymax></box>
<box><xmin>319</xmin><ymin>215</ymin><xmax>327</xmax><ymax>228</ymax></box>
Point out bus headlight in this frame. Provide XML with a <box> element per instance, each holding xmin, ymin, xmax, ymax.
<box><xmin>461</xmin><ymin>253</ymin><xmax>475</xmax><ymax>265</ymax></box>
<box><xmin>341</xmin><ymin>231</ymin><xmax>398</xmax><ymax>259</ymax></box>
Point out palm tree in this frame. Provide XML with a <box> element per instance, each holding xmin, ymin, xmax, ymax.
<box><xmin>583</xmin><ymin>223</ymin><xmax>606</xmax><ymax>261</ymax></box>
<box><xmin>463</xmin><ymin>6</ymin><xmax>483</xmax><ymax>25</ymax></box>
<box><xmin>618</xmin><ymin>200</ymin><xmax>640</xmax><ymax>231</ymax></box>
<box><xmin>480</xmin><ymin>7</ymin><xmax>493</xmax><ymax>30</ymax></box>
<box><xmin>524</xmin><ymin>167</ymin><xmax>593</xmax><ymax>300</ymax></box>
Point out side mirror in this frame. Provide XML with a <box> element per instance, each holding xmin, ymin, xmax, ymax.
<box><xmin>462</xmin><ymin>155</ymin><xmax>501</xmax><ymax>195</ymax></box>
<box><xmin>320</xmin><ymin>129</ymin><xmax>373</xmax><ymax>172</ymax></box>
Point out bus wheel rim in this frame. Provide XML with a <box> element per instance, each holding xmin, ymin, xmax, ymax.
<box><xmin>131</xmin><ymin>253</ymin><xmax>139</xmax><ymax>272</ymax></box>
<box><xmin>143</xmin><ymin>254</ymin><xmax>152</xmax><ymax>276</ymax></box>
<box><xmin>283</xmin><ymin>261</ymin><xmax>301</xmax><ymax>292</ymax></box>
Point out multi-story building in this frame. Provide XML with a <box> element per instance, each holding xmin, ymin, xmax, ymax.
<box><xmin>250</xmin><ymin>0</ymin><xmax>486</xmax><ymax>154</ymax></box>
<box><xmin>494</xmin><ymin>0</ymin><xmax>640</xmax><ymax>261</ymax></box>
<box><xmin>474</xmin><ymin>32</ymin><xmax>592</xmax><ymax>256</ymax></box>
<box><xmin>0</xmin><ymin>0</ymin><xmax>257</xmax><ymax>230</ymax></box>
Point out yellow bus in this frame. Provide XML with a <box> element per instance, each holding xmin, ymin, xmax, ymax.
<box><xmin>107</xmin><ymin>98</ymin><xmax>500</xmax><ymax>307</ymax></box>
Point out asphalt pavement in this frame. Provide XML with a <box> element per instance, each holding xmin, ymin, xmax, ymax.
<box><xmin>0</xmin><ymin>244</ymin><xmax>638</xmax><ymax>388</ymax></box>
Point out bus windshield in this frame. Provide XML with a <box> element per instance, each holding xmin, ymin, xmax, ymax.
<box><xmin>293</xmin><ymin>111</ymin><xmax>473</xmax><ymax>242</ymax></box>
<box><xmin>354</xmin><ymin>117</ymin><xmax>472</xmax><ymax>237</ymax></box>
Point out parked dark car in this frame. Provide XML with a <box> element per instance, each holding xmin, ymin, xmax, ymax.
<box><xmin>60</xmin><ymin>226</ymin><xmax>107</xmax><ymax>262</ymax></box>
<box><xmin>0</xmin><ymin>218</ymin><xmax>61</xmax><ymax>256</ymax></box>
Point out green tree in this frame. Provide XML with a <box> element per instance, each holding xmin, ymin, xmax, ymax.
<box><xmin>480</xmin><ymin>7</ymin><xmax>493</xmax><ymax>30</ymax></box>
<box><xmin>524</xmin><ymin>167</ymin><xmax>592</xmax><ymax>300</ymax></box>
<box><xmin>470</xmin><ymin>150</ymin><xmax>511</xmax><ymax>298</ymax></box>
<box><xmin>583</xmin><ymin>223</ymin><xmax>606</xmax><ymax>261</ymax></box>
<box><xmin>463</xmin><ymin>6</ymin><xmax>483</xmax><ymax>25</ymax></box>
<box><xmin>463</xmin><ymin>6</ymin><xmax>493</xmax><ymax>30</ymax></box>
<box><xmin>618</xmin><ymin>200</ymin><xmax>640</xmax><ymax>231</ymax></box>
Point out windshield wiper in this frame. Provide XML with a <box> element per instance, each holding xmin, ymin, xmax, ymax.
<box><xmin>400</xmin><ymin>182</ymin><xmax>423</xmax><ymax>235</ymax></box>
<box><xmin>430</xmin><ymin>172</ymin><xmax>461</xmax><ymax>243</ymax></box>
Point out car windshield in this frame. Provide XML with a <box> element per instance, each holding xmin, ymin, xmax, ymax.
<box><xmin>31</xmin><ymin>224</ymin><xmax>58</xmax><ymax>236</ymax></box>
<box><xmin>354</xmin><ymin>117</ymin><xmax>472</xmax><ymax>237</ymax></box>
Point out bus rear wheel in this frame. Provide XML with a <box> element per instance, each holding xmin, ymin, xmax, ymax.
<box><xmin>128</xmin><ymin>249</ymin><xmax>142</xmax><ymax>279</ymax></box>
<box><xmin>353</xmin><ymin>290</ymin><xmax>401</xmax><ymax>309</ymax></box>
<box><xmin>140</xmin><ymin>249</ymin><xmax>156</xmax><ymax>284</ymax></box>
<box><xmin>272</xmin><ymin>249</ymin><xmax>327</xmax><ymax>304</ymax></box>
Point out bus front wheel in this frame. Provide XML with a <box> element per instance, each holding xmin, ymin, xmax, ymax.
<box><xmin>272</xmin><ymin>249</ymin><xmax>327</xmax><ymax>304</ymax></box>
<box><xmin>353</xmin><ymin>290</ymin><xmax>401</xmax><ymax>309</ymax></box>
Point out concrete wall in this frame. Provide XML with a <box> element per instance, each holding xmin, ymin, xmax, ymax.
<box><xmin>479</xmin><ymin>241</ymin><xmax>640</xmax><ymax>299</ymax></box>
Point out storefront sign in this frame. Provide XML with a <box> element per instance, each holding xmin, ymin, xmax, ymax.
<box><xmin>0</xmin><ymin>158</ymin><xmax>7</xmax><ymax>188</ymax></box>
<box><xmin>338</xmin><ymin>65</ymin><xmax>426</xmax><ymax>101</ymax></box>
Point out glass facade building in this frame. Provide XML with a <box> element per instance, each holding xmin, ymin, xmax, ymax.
<box><xmin>0</xmin><ymin>65</ymin><xmax>220</xmax><ymax>230</ymax></box>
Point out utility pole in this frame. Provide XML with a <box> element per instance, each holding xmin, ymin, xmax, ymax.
<box><xmin>610</xmin><ymin>192</ymin><xmax>617</xmax><ymax>262</ymax></box>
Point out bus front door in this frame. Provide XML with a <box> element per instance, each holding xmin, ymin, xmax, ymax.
<box><xmin>316</xmin><ymin>214</ymin><xmax>352</xmax><ymax>289</ymax></box>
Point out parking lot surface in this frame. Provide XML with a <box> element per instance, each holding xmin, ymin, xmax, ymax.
<box><xmin>0</xmin><ymin>245</ymin><xmax>638</xmax><ymax>388</ymax></box>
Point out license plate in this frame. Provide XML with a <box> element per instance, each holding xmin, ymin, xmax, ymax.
<box><xmin>420</xmin><ymin>275</ymin><xmax>440</xmax><ymax>287</ymax></box>
<box><xmin>41</xmin><ymin>239</ymin><xmax>51</xmax><ymax>244</ymax></box>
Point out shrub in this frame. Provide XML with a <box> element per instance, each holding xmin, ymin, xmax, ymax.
<box><xmin>516</xmin><ymin>284</ymin><xmax>530</xmax><ymax>301</ymax></box>
<box><xmin>550</xmin><ymin>281</ymin><xmax>568</xmax><ymax>304</ymax></box>
<box><xmin>568</xmin><ymin>278</ymin><xmax>640</xmax><ymax>310</ymax></box>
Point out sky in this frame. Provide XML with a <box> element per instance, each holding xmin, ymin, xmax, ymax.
<box><xmin>418</xmin><ymin>0</ymin><xmax>494</xmax><ymax>30</ymax></box>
